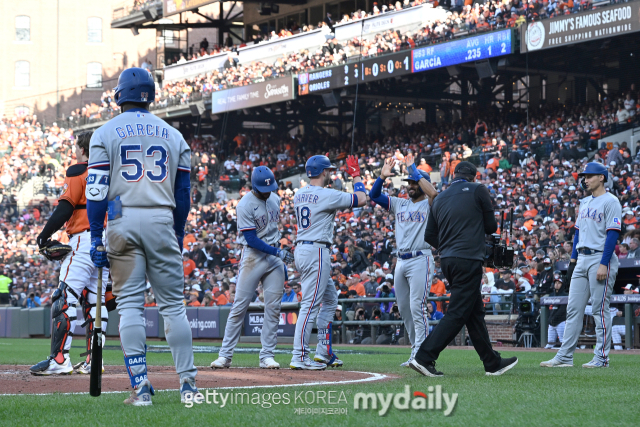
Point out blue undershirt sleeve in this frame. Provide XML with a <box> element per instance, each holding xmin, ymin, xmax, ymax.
<box><xmin>571</xmin><ymin>229</ymin><xmax>579</xmax><ymax>260</ymax></box>
<box><xmin>369</xmin><ymin>177</ymin><xmax>390</xmax><ymax>210</ymax></box>
<box><xmin>173</xmin><ymin>170</ymin><xmax>191</xmax><ymax>238</ymax></box>
<box><xmin>600</xmin><ymin>229</ymin><xmax>619</xmax><ymax>266</ymax></box>
<box><xmin>243</xmin><ymin>229</ymin><xmax>279</xmax><ymax>256</ymax></box>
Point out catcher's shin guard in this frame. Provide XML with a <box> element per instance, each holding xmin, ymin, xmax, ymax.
<box><xmin>79</xmin><ymin>287</ymin><xmax>108</xmax><ymax>364</ymax></box>
<box><xmin>50</xmin><ymin>282</ymin><xmax>77</xmax><ymax>364</ymax></box>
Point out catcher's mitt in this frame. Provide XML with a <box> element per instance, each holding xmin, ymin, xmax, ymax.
<box><xmin>39</xmin><ymin>240</ymin><xmax>73</xmax><ymax>261</ymax></box>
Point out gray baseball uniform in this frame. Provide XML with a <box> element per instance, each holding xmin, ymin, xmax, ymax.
<box><xmin>88</xmin><ymin>109</ymin><xmax>196</xmax><ymax>383</ymax></box>
<box><xmin>387</xmin><ymin>196</ymin><xmax>434</xmax><ymax>357</ymax></box>
<box><xmin>219</xmin><ymin>191</ymin><xmax>285</xmax><ymax>361</ymax></box>
<box><xmin>556</xmin><ymin>192</ymin><xmax>621</xmax><ymax>365</ymax></box>
<box><xmin>292</xmin><ymin>185</ymin><xmax>356</xmax><ymax>363</ymax></box>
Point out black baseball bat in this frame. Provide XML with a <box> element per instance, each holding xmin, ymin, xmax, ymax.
<box><xmin>90</xmin><ymin>247</ymin><xmax>105</xmax><ymax>397</ymax></box>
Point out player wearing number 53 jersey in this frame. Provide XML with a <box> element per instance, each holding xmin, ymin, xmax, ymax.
<box><xmin>86</xmin><ymin>68</ymin><xmax>197</xmax><ymax>405</ymax></box>
<box><xmin>290</xmin><ymin>155</ymin><xmax>367</xmax><ymax>370</ymax></box>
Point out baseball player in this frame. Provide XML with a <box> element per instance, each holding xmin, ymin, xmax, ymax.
<box><xmin>86</xmin><ymin>68</ymin><xmax>197</xmax><ymax>405</ymax></box>
<box><xmin>541</xmin><ymin>162</ymin><xmax>621</xmax><ymax>368</ymax></box>
<box><xmin>369</xmin><ymin>154</ymin><xmax>437</xmax><ymax>366</ymax></box>
<box><xmin>290</xmin><ymin>155</ymin><xmax>367</xmax><ymax>370</ymax></box>
<box><xmin>30</xmin><ymin>131</ymin><xmax>111</xmax><ymax>376</ymax></box>
<box><xmin>211</xmin><ymin>166</ymin><xmax>293</xmax><ymax>370</ymax></box>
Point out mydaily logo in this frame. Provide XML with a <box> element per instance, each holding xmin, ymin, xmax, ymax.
<box><xmin>354</xmin><ymin>385</ymin><xmax>458</xmax><ymax>416</ymax></box>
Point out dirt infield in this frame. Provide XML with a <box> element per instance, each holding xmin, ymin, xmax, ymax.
<box><xmin>0</xmin><ymin>365</ymin><xmax>391</xmax><ymax>395</ymax></box>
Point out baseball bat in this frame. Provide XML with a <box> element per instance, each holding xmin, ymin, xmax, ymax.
<box><xmin>90</xmin><ymin>246</ymin><xmax>105</xmax><ymax>397</ymax></box>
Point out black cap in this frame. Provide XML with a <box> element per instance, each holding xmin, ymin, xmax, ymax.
<box><xmin>454</xmin><ymin>161</ymin><xmax>477</xmax><ymax>176</ymax></box>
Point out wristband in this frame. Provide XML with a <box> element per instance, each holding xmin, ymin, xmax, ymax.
<box><xmin>354</xmin><ymin>182</ymin><xmax>366</xmax><ymax>193</ymax></box>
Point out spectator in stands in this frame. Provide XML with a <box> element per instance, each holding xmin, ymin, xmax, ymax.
<box><xmin>282</xmin><ymin>283</ymin><xmax>296</xmax><ymax>303</ymax></box>
<box><xmin>627</xmin><ymin>238</ymin><xmax>640</xmax><ymax>258</ymax></box>
<box><xmin>545</xmin><ymin>277</ymin><xmax>568</xmax><ymax>348</ymax></box>
<box><xmin>426</xmin><ymin>301</ymin><xmax>443</xmax><ymax>333</ymax></box>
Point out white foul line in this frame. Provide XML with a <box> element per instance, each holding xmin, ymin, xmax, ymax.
<box><xmin>0</xmin><ymin>370</ymin><xmax>389</xmax><ymax>397</ymax></box>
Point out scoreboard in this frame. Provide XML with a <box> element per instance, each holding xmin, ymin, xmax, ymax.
<box><xmin>298</xmin><ymin>29</ymin><xmax>513</xmax><ymax>96</ymax></box>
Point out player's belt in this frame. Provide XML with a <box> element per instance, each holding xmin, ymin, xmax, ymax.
<box><xmin>577</xmin><ymin>248</ymin><xmax>602</xmax><ymax>255</ymax></box>
<box><xmin>397</xmin><ymin>250</ymin><xmax>431</xmax><ymax>260</ymax></box>
<box><xmin>298</xmin><ymin>241</ymin><xmax>331</xmax><ymax>249</ymax></box>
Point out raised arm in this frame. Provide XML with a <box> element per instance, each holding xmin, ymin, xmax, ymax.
<box><xmin>369</xmin><ymin>157</ymin><xmax>395</xmax><ymax>210</ymax></box>
<box><xmin>346</xmin><ymin>155</ymin><xmax>367</xmax><ymax>207</ymax></box>
<box><xmin>404</xmin><ymin>154</ymin><xmax>438</xmax><ymax>204</ymax></box>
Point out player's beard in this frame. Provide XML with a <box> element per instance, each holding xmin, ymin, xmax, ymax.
<box><xmin>324</xmin><ymin>173</ymin><xmax>332</xmax><ymax>187</ymax></box>
<box><xmin>408</xmin><ymin>187</ymin><xmax>421</xmax><ymax>201</ymax></box>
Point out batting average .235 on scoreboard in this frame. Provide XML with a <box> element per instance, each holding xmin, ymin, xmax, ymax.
<box><xmin>297</xmin><ymin>29</ymin><xmax>513</xmax><ymax>96</ymax></box>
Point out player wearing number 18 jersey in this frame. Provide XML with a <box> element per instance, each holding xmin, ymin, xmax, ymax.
<box><xmin>86</xmin><ymin>68</ymin><xmax>197</xmax><ymax>405</ymax></box>
<box><xmin>290</xmin><ymin>155</ymin><xmax>367</xmax><ymax>370</ymax></box>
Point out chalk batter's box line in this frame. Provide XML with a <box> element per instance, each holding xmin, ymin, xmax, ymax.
<box><xmin>0</xmin><ymin>370</ymin><xmax>389</xmax><ymax>397</ymax></box>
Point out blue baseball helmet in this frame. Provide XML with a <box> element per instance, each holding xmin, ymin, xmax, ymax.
<box><xmin>305</xmin><ymin>155</ymin><xmax>336</xmax><ymax>178</ymax></box>
<box><xmin>251</xmin><ymin>166</ymin><xmax>278</xmax><ymax>192</ymax></box>
<box><xmin>578</xmin><ymin>162</ymin><xmax>608</xmax><ymax>182</ymax></box>
<box><xmin>113</xmin><ymin>67</ymin><xmax>155</xmax><ymax>106</ymax></box>
<box><xmin>402</xmin><ymin>170</ymin><xmax>431</xmax><ymax>182</ymax></box>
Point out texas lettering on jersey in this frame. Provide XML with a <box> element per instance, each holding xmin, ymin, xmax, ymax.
<box><xmin>579</xmin><ymin>207</ymin><xmax>604</xmax><ymax>223</ymax></box>
<box><xmin>396</xmin><ymin>211</ymin><xmax>428</xmax><ymax>223</ymax></box>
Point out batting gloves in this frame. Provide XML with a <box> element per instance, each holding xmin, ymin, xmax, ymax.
<box><xmin>278</xmin><ymin>249</ymin><xmax>295</xmax><ymax>263</ymax></box>
<box><xmin>90</xmin><ymin>237</ymin><xmax>109</xmax><ymax>268</ymax></box>
<box><xmin>346</xmin><ymin>155</ymin><xmax>361</xmax><ymax>178</ymax></box>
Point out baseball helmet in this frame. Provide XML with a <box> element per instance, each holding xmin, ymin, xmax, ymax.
<box><xmin>113</xmin><ymin>67</ymin><xmax>155</xmax><ymax>106</ymax></box>
<box><xmin>578</xmin><ymin>162</ymin><xmax>608</xmax><ymax>182</ymax></box>
<box><xmin>251</xmin><ymin>166</ymin><xmax>278</xmax><ymax>192</ymax></box>
<box><xmin>305</xmin><ymin>155</ymin><xmax>336</xmax><ymax>178</ymax></box>
<box><xmin>402</xmin><ymin>170</ymin><xmax>431</xmax><ymax>182</ymax></box>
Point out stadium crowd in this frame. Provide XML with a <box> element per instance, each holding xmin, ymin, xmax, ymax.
<box><xmin>63</xmin><ymin>0</ymin><xmax>612</xmax><ymax>126</ymax></box>
<box><xmin>3</xmin><ymin>81</ymin><xmax>640</xmax><ymax>330</ymax></box>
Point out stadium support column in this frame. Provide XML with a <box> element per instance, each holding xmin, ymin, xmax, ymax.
<box><xmin>354</xmin><ymin>100</ymin><xmax>367</xmax><ymax>136</ymax></box>
<box><xmin>546</xmin><ymin>73</ymin><xmax>560</xmax><ymax>106</ymax></box>
<box><xmin>528</xmin><ymin>75</ymin><xmax>541</xmax><ymax>109</ymax></box>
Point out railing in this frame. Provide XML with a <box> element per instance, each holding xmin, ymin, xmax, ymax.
<box><xmin>539</xmin><ymin>295</ymin><xmax>640</xmax><ymax>349</ymax></box>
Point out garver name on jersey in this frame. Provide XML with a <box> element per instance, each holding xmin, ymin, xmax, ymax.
<box><xmin>396</xmin><ymin>211</ymin><xmax>427</xmax><ymax>223</ymax></box>
<box><xmin>255</xmin><ymin>210</ymin><xmax>280</xmax><ymax>231</ymax></box>
<box><xmin>115</xmin><ymin>124</ymin><xmax>170</xmax><ymax>140</ymax></box>
<box><xmin>579</xmin><ymin>207</ymin><xmax>604</xmax><ymax>223</ymax></box>
<box><xmin>293</xmin><ymin>193</ymin><xmax>319</xmax><ymax>204</ymax></box>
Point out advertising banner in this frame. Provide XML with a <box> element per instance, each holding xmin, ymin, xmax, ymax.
<box><xmin>243</xmin><ymin>310</ymin><xmax>299</xmax><ymax>337</ymax></box>
<box><xmin>521</xmin><ymin>3</ymin><xmax>640</xmax><ymax>52</ymax></box>
<box><xmin>211</xmin><ymin>76</ymin><xmax>295</xmax><ymax>114</ymax></box>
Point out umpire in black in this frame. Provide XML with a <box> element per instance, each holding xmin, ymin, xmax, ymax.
<box><xmin>410</xmin><ymin>161</ymin><xmax>518</xmax><ymax>377</ymax></box>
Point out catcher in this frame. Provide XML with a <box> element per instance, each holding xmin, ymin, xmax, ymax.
<box><xmin>30</xmin><ymin>131</ymin><xmax>114</xmax><ymax>376</ymax></box>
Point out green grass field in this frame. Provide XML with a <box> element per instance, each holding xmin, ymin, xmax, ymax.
<box><xmin>0</xmin><ymin>338</ymin><xmax>639</xmax><ymax>426</ymax></box>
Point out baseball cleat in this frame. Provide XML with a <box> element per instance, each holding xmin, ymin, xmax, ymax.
<box><xmin>74</xmin><ymin>361</ymin><xmax>105</xmax><ymax>375</ymax></box>
<box><xmin>124</xmin><ymin>379</ymin><xmax>154</xmax><ymax>406</ymax></box>
<box><xmin>30</xmin><ymin>356</ymin><xmax>73</xmax><ymax>376</ymax></box>
<box><xmin>260</xmin><ymin>357</ymin><xmax>280</xmax><ymax>369</ymax></box>
<box><xmin>540</xmin><ymin>358</ymin><xmax>573</xmax><ymax>368</ymax></box>
<box><xmin>180</xmin><ymin>378</ymin><xmax>200</xmax><ymax>403</ymax></box>
<box><xmin>290</xmin><ymin>357</ymin><xmax>327</xmax><ymax>370</ymax></box>
<box><xmin>400</xmin><ymin>356</ymin><xmax>414</xmax><ymax>367</ymax></box>
<box><xmin>486</xmin><ymin>357</ymin><xmax>518</xmax><ymax>376</ymax></box>
<box><xmin>314</xmin><ymin>353</ymin><xmax>343</xmax><ymax>367</ymax></box>
<box><xmin>210</xmin><ymin>356</ymin><xmax>232</xmax><ymax>369</ymax></box>
<box><xmin>582</xmin><ymin>359</ymin><xmax>609</xmax><ymax>368</ymax></box>
<box><xmin>409</xmin><ymin>359</ymin><xmax>443</xmax><ymax>377</ymax></box>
